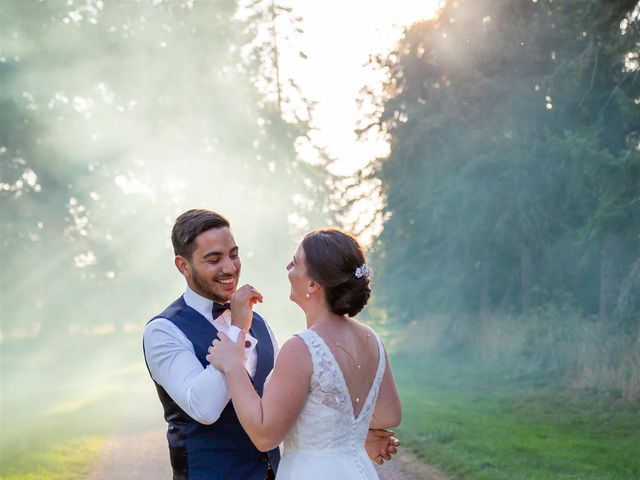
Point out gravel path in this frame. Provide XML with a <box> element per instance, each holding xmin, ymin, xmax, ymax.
<box><xmin>87</xmin><ymin>427</ymin><xmax>172</xmax><ymax>480</ymax></box>
<box><xmin>375</xmin><ymin>450</ymin><xmax>452</xmax><ymax>480</ymax></box>
<box><xmin>88</xmin><ymin>424</ymin><xmax>450</xmax><ymax>480</ymax></box>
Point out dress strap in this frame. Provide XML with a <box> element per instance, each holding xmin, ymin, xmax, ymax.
<box><xmin>293</xmin><ymin>330</ymin><xmax>323</xmax><ymax>370</ymax></box>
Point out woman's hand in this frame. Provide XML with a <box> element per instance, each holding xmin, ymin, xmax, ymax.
<box><xmin>230</xmin><ymin>284</ymin><xmax>263</xmax><ymax>331</ymax></box>
<box><xmin>206</xmin><ymin>330</ymin><xmax>246</xmax><ymax>373</ymax></box>
<box><xmin>365</xmin><ymin>429</ymin><xmax>400</xmax><ymax>465</ymax></box>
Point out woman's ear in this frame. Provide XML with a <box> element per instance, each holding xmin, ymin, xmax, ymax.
<box><xmin>308</xmin><ymin>279</ymin><xmax>321</xmax><ymax>295</ymax></box>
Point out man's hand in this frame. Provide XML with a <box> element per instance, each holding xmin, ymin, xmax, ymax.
<box><xmin>365</xmin><ymin>429</ymin><xmax>400</xmax><ymax>465</ymax></box>
<box><xmin>230</xmin><ymin>284</ymin><xmax>263</xmax><ymax>331</ymax></box>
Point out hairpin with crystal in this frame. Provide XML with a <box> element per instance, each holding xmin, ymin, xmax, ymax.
<box><xmin>355</xmin><ymin>264</ymin><xmax>372</xmax><ymax>279</ymax></box>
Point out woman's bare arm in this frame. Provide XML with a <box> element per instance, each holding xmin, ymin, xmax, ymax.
<box><xmin>369</xmin><ymin>347</ymin><xmax>402</xmax><ymax>429</ymax></box>
<box><xmin>209</xmin><ymin>332</ymin><xmax>312</xmax><ymax>451</ymax></box>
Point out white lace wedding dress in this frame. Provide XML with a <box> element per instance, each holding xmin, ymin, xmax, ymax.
<box><xmin>276</xmin><ymin>329</ymin><xmax>386</xmax><ymax>480</ymax></box>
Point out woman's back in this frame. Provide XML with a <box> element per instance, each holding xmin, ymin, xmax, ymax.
<box><xmin>313</xmin><ymin>320</ymin><xmax>381</xmax><ymax>418</ymax></box>
<box><xmin>276</xmin><ymin>327</ymin><xmax>385</xmax><ymax>480</ymax></box>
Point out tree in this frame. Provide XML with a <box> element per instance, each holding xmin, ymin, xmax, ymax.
<box><xmin>0</xmin><ymin>0</ymin><xmax>331</xmax><ymax>340</ymax></box>
<box><xmin>362</xmin><ymin>0</ymin><xmax>639</xmax><ymax>321</ymax></box>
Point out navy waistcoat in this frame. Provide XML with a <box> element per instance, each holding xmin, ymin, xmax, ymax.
<box><xmin>145</xmin><ymin>296</ymin><xmax>280</xmax><ymax>480</ymax></box>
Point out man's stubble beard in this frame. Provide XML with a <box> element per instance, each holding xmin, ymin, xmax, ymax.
<box><xmin>190</xmin><ymin>264</ymin><xmax>231</xmax><ymax>304</ymax></box>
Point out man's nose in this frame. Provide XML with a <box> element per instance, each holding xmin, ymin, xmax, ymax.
<box><xmin>221</xmin><ymin>257</ymin><xmax>237</xmax><ymax>273</ymax></box>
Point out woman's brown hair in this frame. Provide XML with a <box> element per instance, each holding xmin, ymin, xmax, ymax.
<box><xmin>301</xmin><ymin>228</ymin><xmax>371</xmax><ymax>317</ymax></box>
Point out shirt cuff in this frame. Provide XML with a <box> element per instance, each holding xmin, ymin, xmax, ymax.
<box><xmin>226</xmin><ymin>325</ymin><xmax>258</xmax><ymax>358</ymax></box>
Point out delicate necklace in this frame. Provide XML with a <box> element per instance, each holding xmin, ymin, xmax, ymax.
<box><xmin>334</xmin><ymin>332</ymin><xmax>371</xmax><ymax>404</ymax></box>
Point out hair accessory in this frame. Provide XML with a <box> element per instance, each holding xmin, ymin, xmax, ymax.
<box><xmin>355</xmin><ymin>263</ymin><xmax>372</xmax><ymax>279</ymax></box>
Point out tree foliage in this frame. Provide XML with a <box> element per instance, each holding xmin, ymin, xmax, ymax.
<box><xmin>367</xmin><ymin>0</ymin><xmax>639</xmax><ymax>323</ymax></box>
<box><xmin>0</xmin><ymin>0</ymin><xmax>329</xmax><ymax>337</ymax></box>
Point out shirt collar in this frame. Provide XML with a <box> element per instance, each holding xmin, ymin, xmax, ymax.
<box><xmin>183</xmin><ymin>286</ymin><xmax>214</xmax><ymax>321</ymax></box>
<box><xmin>183</xmin><ymin>286</ymin><xmax>232</xmax><ymax>326</ymax></box>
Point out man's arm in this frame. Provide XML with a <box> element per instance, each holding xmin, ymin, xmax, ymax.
<box><xmin>143</xmin><ymin>319</ymin><xmax>232</xmax><ymax>424</ymax></box>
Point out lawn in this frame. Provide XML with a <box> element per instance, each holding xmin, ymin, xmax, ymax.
<box><xmin>2</xmin><ymin>333</ymin><xmax>638</xmax><ymax>480</ymax></box>
<box><xmin>0</xmin><ymin>333</ymin><xmax>154</xmax><ymax>480</ymax></box>
<box><xmin>0</xmin><ymin>436</ymin><xmax>104</xmax><ymax>480</ymax></box>
<box><xmin>392</xmin><ymin>353</ymin><xmax>640</xmax><ymax>480</ymax></box>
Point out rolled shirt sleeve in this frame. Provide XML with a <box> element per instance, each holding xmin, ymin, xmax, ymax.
<box><xmin>144</xmin><ymin>319</ymin><xmax>232</xmax><ymax>425</ymax></box>
<box><xmin>144</xmin><ymin>301</ymin><xmax>279</xmax><ymax>425</ymax></box>
<box><xmin>224</xmin><ymin>324</ymin><xmax>258</xmax><ymax>358</ymax></box>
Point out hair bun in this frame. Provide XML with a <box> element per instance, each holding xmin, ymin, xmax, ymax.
<box><xmin>301</xmin><ymin>228</ymin><xmax>371</xmax><ymax>317</ymax></box>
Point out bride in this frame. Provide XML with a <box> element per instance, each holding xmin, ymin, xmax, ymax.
<box><xmin>208</xmin><ymin>228</ymin><xmax>402</xmax><ymax>479</ymax></box>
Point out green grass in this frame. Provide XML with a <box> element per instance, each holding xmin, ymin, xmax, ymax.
<box><xmin>0</xmin><ymin>384</ymin><xmax>125</xmax><ymax>480</ymax></box>
<box><xmin>2</xmin><ymin>330</ymin><xmax>638</xmax><ymax>479</ymax></box>
<box><xmin>0</xmin><ymin>397</ymin><xmax>115</xmax><ymax>480</ymax></box>
<box><xmin>392</xmin><ymin>353</ymin><xmax>640</xmax><ymax>480</ymax></box>
<box><xmin>0</xmin><ymin>437</ymin><xmax>104</xmax><ymax>480</ymax></box>
<box><xmin>0</xmin><ymin>332</ymin><xmax>156</xmax><ymax>480</ymax></box>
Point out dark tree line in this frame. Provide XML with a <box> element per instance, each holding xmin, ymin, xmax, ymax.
<box><xmin>365</xmin><ymin>0</ymin><xmax>639</xmax><ymax>324</ymax></box>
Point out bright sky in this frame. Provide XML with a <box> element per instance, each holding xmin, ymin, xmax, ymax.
<box><xmin>281</xmin><ymin>0</ymin><xmax>442</xmax><ymax>175</ymax></box>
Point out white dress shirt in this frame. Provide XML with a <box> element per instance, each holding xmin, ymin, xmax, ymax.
<box><xmin>143</xmin><ymin>286</ymin><xmax>279</xmax><ymax>425</ymax></box>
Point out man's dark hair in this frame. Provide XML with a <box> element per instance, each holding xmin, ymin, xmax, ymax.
<box><xmin>171</xmin><ymin>209</ymin><xmax>230</xmax><ymax>259</ymax></box>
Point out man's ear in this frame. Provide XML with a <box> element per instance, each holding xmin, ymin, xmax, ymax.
<box><xmin>175</xmin><ymin>256</ymin><xmax>191</xmax><ymax>279</ymax></box>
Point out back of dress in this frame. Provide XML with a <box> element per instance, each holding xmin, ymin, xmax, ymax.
<box><xmin>276</xmin><ymin>328</ymin><xmax>386</xmax><ymax>480</ymax></box>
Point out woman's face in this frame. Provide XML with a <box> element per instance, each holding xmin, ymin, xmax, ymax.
<box><xmin>286</xmin><ymin>243</ymin><xmax>311</xmax><ymax>306</ymax></box>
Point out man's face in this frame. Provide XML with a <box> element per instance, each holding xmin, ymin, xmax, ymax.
<box><xmin>182</xmin><ymin>227</ymin><xmax>241</xmax><ymax>303</ymax></box>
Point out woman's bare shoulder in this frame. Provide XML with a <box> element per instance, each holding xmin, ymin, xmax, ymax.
<box><xmin>274</xmin><ymin>334</ymin><xmax>312</xmax><ymax>371</ymax></box>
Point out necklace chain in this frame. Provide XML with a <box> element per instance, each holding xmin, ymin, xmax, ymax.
<box><xmin>334</xmin><ymin>332</ymin><xmax>371</xmax><ymax>404</ymax></box>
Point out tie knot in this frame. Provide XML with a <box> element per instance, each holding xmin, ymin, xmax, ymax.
<box><xmin>212</xmin><ymin>302</ymin><xmax>231</xmax><ymax>320</ymax></box>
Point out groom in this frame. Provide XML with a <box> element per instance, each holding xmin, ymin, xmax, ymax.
<box><xmin>144</xmin><ymin>209</ymin><xmax>398</xmax><ymax>480</ymax></box>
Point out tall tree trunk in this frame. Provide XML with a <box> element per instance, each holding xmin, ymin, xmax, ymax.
<box><xmin>599</xmin><ymin>233</ymin><xmax>624</xmax><ymax>321</ymax></box>
<box><xmin>480</xmin><ymin>257</ymin><xmax>491</xmax><ymax>318</ymax></box>
<box><xmin>269</xmin><ymin>0</ymin><xmax>282</xmax><ymax>115</ymax></box>
<box><xmin>615</xmin><ymin>255</ymin><xmax>640</xmax><ymax>319</ymax></box>
<box><xmin>520</xmin><ymin>246</ymin><xmax>533</xmax><ymax>311</ymax></box>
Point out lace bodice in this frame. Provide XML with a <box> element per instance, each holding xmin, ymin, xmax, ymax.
<box><xmin>283</xmin><ymin>328</ymin><xmax>386</xmax><ymax>453</ymax></box>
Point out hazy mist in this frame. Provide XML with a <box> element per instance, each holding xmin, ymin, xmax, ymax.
<box><xmin>1</xmin><ymin>2</ymin><xmax>638</xmax><ymax>478</ymax></box>
<box><xmin>0</xmin><ymin>0</ymin><xmax>321</xmax><ymax>444</ymax></box>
